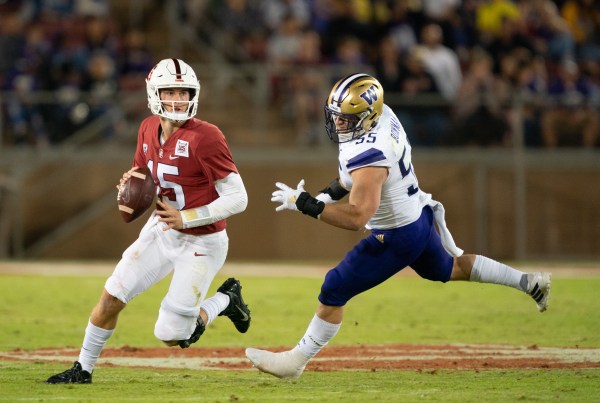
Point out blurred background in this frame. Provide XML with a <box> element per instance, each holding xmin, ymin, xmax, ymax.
<box><xmin>0</xmin><ymin>0</ymin><xmax>598</xmax><ymax>262</ymax></box>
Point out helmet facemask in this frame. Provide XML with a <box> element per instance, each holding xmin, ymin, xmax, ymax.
<box><xmin>324</xmin><ymin>106</ymin><xmax>370</xmax><ymax>143</ymax></box>
<box><xmin>149</xmin><ymin>87</ymin><xmax>198</xmax><ymax>122</ymax></box>
<box><xmin>146</xmin><ymin>58</ymin><xmax>200</xmax><ymax>123</ymax></box>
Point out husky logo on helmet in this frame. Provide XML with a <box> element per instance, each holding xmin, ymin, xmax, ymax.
<box><xmin>324</xmin><ymin>73</ymin><xmax>384</xmax><ymax>143</ymax></box>
<box><xmin>146</xmin><ymin>58</ymin><xmax>201</xmax><ymax>122</ymax></box>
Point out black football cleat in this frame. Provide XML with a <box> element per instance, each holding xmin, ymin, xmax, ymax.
<box><xmin>46</xmin><ymin>361</ymin><xmax>92</xmax><ymax>384</ymax></box>
<box><xmin>178</xmin><ymin>318</ymin><xmax>206</xmax><ymax>348</ymax></box>
<box><xmin>217</xmin><ymin>278</ymin><xmax>251</xmax><ymax>333</ymax></box>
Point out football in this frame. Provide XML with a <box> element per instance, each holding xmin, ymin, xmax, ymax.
<box><xmin>117</xmin><ymin>166</ymin><xmax>156</xmax><ymax>223</ymax></box>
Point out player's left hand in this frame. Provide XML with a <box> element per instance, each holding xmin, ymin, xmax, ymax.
<box><xmin>271</xmin><ymin>179</ymin><xmax>305</xmax><ymax>212</ymax></box>
<box><xmin>156</xmin><ymin>197</ymin><xmax>184</xmax><ymax>230</ymax></box>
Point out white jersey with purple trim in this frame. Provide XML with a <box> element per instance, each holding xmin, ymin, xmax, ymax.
<box><xmin>338</xmin><ymin>104</ymin><xmax>423</xmax><ymax>230</ymax></box>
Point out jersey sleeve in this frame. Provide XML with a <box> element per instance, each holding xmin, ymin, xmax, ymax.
<box><xmin>132</xmin><ymin>116</ymin><xmax>156</xmax><ymax>168</ymax></box>
<box><xmin>197</xmin><ymin>125</ymin><xmax>238</xmax><ymax>181</ymax></box>
<box><xmin>346</xmin><ymin>147</ymin><xmax>389</xmax><ymax>172</ymax></box>
<box><xmin>133</xmin><ymin>124</ymin><xmax>146</xmax><ymax>168</ymax></box>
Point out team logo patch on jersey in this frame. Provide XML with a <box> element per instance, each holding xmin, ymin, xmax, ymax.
<box><xmin>143</xmin><ymin>143</ymin><xmax>148</xmax><ymax>154</ymax></box>
<box><xmin>175</xmin><ymin>140</ymin><xmax>189</xmax><ymax>158</ymax></box>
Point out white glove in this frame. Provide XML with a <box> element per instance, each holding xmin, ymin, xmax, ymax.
<box><xmin>271</xmin><ymin>179</ymin><xmax>305</xmax><ymax>212</ymax></box>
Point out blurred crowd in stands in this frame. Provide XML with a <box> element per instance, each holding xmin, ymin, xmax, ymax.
<box><xmin>1</xmin><ymin>0</ymin><xmax>600</xmax><ymax>149</ymax></box>
<box><xmin>0</xmin><ymin>0</ymin><xmax>154</xmax><ymax>147</ymax></box>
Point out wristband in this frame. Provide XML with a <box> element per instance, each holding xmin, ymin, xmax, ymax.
<box><xmin>296</xmin><ymin>192</ymin><xmax>325</xmax><ymax>219</ymax></box>
<box><xmin>181</xmin><ymin>206</ymin><xmax>212</xmax><ymax>229</ymax></box>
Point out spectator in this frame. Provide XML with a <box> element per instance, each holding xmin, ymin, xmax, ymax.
<box><xmin>561</xmin><ymin>0</ymin><xmax>600</xmax><ymax>61</ymax></box>
<box><xmin>541</xmin><ymin>59</ymin><xmax>599</xmax><ymax>147</ymax></box>
<box><xmin>519</xmin><ymin>0</ymin><xmax>576</xmax><ymax>62</ymax></box>
<box><xmin>81</xmin><ymin>51</ymin><xmax>119</xmax><ymax>139</ymax></box>
<box><xmin>418</xmin><ymin>22</ymin><xmax>463</xmax><ymax>101</ymax></box>
<box><xmin>319</xmin><ymin>0</ymin><xmax>372</xmax><ymax>60</ymax></box>
<box><xmin>79</xmin><ymin>16</ymin><xmax>119</xmax><ymax>57</ymax></box>
<box><xmin>450</xmin><ymin>47</ymin><xmax>510</xmax><ymax>146</ymax></box>
<box><xmin>329</xmin><ymin>35</ymin><xmax>370</xmax><ymax>81</ymax></box>
<box><xmin>486</xmin><ymin>15</ymin><xmax>538</xmax><ymax>73</ymax></box>
<box><xmin>266</xmin><ymin>13</ymin><xmax>305</xmax><ymax>105</ymax></box>
<box><xmin>0</xmin><ymin>12</ymin><xmax>25</xmax><ymax>87</ymax></box>
<box><xmin>394</xmin><ymin>46</ymin><xmax>451</xmax><ymax>147</ymax></box>
<box><xmin>289</xmin><ymin>30</ymin><xmax>328</xmax><ymax>146</ymax></box>
<box><xmin>514</xmin><ymin>55</ymin><xmax>549</xmax><ymax>147</ymax></box>
<box><xmin>118</xmin><ymin>28</ymin><xmax>154</xmax><ymax>90</ymax></box>
<box><xmin>374</xmin><ymin>34</ymin><xmax>403</xmax><ymax>91</ymax></box>
<box><xmin>1</xmin><ymin>16</ymin><xmax>51</xmax><ymax>147</ymax></box>
<box><xmin>384</xmin><ymin>0</ymin><xmax>420</xmax><ymax>59</ymax></box>
<box><xmin>266</xmin><ymin>14</ymin><xmax>305</xmax><ymax>67</ymax></box>
<box><xmin>209</xmin><ymin>0</ymin><xmax>264</xmax><ymax>63</ymax></box>
<box><xmin>421</xmin><ymin>0</ymin><xmax>461</xmax><ymax>48</ymax></box>
<box><xmin>3</xmin><ymin>71</ymin><xmax>50</xmax><ymax>147</ymax></box>
<box><xmin>476</xmin><ymin>0</ymin><xmax>521</xmax><ymax>44</ymax></box>
<box><xmin>76</xmin><ymin>0</ymin><xmax>110</xmax><ymax>17</ymax></box>
<box><xmin>262</xmin><ymin>0</ymin><xmax>311</xmax><ymax>32</ymax></box>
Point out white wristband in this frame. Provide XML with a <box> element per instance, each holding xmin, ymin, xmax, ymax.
<box><xmin>181</xmin><ymin>206</ymin><xmax>212</xmax><ymax>229</ymax></box>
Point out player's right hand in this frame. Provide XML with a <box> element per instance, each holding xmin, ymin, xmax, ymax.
<box><xmin>271</xmin><ymin>179</ymin><xmax>305</xmax><ymax>212</ymax></box>
<box><xmin>116</xmin><ymin>166</ymin><xmax>140</xmax><ymax>190</ymax></box>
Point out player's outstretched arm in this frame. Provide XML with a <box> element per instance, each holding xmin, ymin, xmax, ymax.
<box><xmin>270</xmin><ymin>167</ymin><xmax>387</xmax><ymax>231</ymax></box>
<box><xmin>318</xmin><ymin>167</ymin><xmax>386</xmax><ymax>231</ymax></box>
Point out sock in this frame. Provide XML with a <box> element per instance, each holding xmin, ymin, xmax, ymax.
<box><xmin>199</xmin><ymin>292</ymin><xmax>229</xmax><ymax>326</ymax></box>
<box><xmin>78</xmin><ymin>320</ymin><xmax>114</xmax><ymax>373</ymax></box>
<box><xmin>296</xmin><ymin>314</ymin><xmax>341</xmax><ymax>359</ymax></box>
<box><xmin>470</xmin><ymin>255</ymin><xmax>528</xmax><ymax>292</ymax></box>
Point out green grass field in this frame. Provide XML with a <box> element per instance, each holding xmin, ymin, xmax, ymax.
<box><xmin>1</xmin><ymin>262</ymin><xmax>599</xmax><ymax>402</ymax></box>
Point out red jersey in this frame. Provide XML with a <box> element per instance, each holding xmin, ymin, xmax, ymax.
<box><xmin>133</xmin><ymin>115</ymin><xmax>238</xmax><ymax>235</ymax></box>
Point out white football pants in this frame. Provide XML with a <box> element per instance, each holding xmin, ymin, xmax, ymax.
<box><xmin>104</xmin><ymin>213</ymin><xmax>228</xmax><ymax>341</ymax></box>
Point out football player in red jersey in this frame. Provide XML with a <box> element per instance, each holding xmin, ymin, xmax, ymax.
<box><xmin>47</xmin><ymin>59</ymin><xmax>251</xmax><ymax>384</ymax></box>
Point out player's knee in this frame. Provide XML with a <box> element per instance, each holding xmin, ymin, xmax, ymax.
<box><xmin>318</xmin><ymin>269</ymin><xmax>347</xmax><ymax>306</ymax></box>
<box><xmin>104</xmin><ymin>274</ymin><xmax>135</xmax><ymax>304</ymax></box>
<box><xmin>154</xmin><ymin>308</ymin><xmax>195</xmax><ymax>342</ymax></box>
<box><xmin>451</xmin><ymin>254</ymin><xmax>475</xmax><ymax>281</ymax></box>
<box><xmin>154</xmin><ymin>322</ymin><xmax>187</xmax><ymax>342</ymax></box>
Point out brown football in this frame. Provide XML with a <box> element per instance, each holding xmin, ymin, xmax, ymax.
<box><xmin>117</xmin><ymin>166</ymin><xmax>156</xmax><ymax>223</ymax></box>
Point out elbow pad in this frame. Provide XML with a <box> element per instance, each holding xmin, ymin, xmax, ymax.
<box><xmin>319</xmin><ymin>178</ymin><xmax>349</xmax><ymax>201</ymax></box>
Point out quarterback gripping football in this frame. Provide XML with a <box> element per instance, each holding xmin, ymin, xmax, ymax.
<box><xmin>117</xmin><ymin>166</ymin><xmax>156</xmax><ymax>223</ymax></box>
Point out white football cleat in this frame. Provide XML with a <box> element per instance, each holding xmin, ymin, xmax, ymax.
<box><xmin>527</xmin><ymin>272</ymin><xmax>551</xmax><ymax>312</ymax></box>
<box><xmin>245</xmin><ymin>347</ymin><xmax>308</xmax><ymax>380</ymax></box>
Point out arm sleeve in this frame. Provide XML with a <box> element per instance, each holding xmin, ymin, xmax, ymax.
<box><xmin>180</xmin><ymin>172</ymin><xmax>248</xmax><ymax>229</ymax></box>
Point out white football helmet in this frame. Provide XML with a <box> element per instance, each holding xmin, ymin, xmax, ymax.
<box><xmin>146</xmin><ymin>58</ymin><xmax>200</xmax><ymax>122</ymax></box>
<box><xmin>324</xmin><ymin>73</ymin><xmax>384</xmax><ymax>143</ymax></box>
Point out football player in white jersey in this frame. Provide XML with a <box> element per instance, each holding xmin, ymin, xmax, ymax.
<box><xmin>245</xmin><ymin>73</ymin><xmax>552</xmax><ymax>380</ymax></box>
